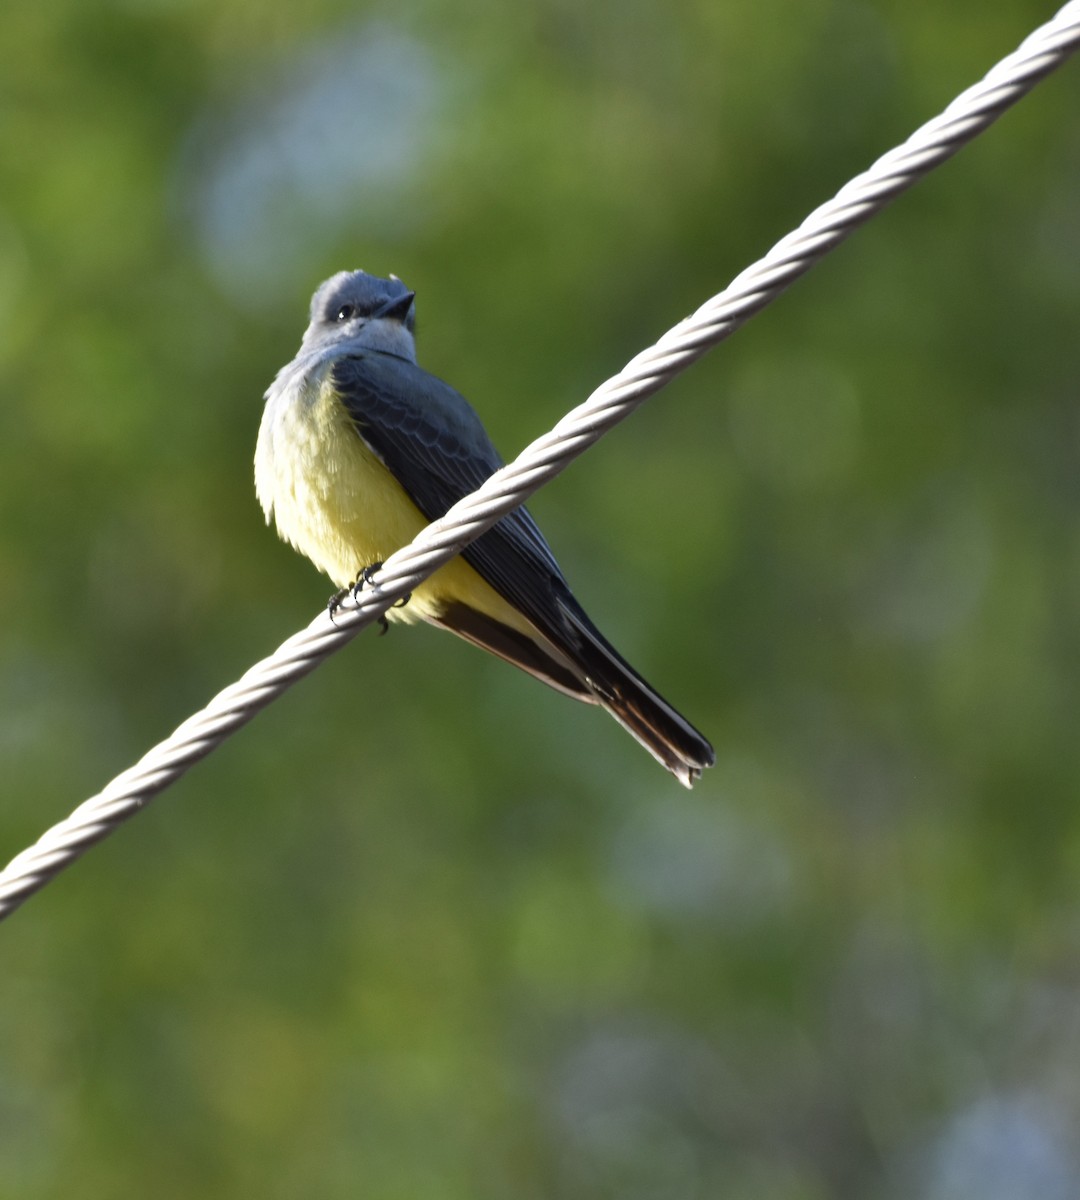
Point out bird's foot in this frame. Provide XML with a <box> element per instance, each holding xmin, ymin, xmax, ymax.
<box><xmin>326</xmin><ymin>563</ymin><xmax>385</xmax><ymax>625</ymax></box>
<box><xmin>326</xmin><ymin>586</ymin><xmax>350</xmax><ymax>624</ymax></box>
<box><xmin>351</xmin><ymin>561</ymin><xmax>384</xmax><ymax>599</ymax></box>
<box><xmin>344</xmin><ymin>562</ymin><xmax>412</xmax><ymax>634</ymax></box>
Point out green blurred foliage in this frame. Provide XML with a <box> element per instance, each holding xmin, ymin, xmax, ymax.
<box><xmin>2</xmin><ymin>1</ymin><xmax>1080</xmax><ymax>1196</ymax></box>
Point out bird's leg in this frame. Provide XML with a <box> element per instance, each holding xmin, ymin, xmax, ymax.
<box><xmin>326</xmin><ymin>585</ymin><xmax>350</xmax><ymax>624</ymax></box>
<box><xmin>328</xmin><ymin>560</ymin><xmax>414</xmax><ymax>636</ymax></box>
<box><xmin>357</xmin><ymin>563</ymin><xmax>412</xmax><ymax>609</ymax></box>
<box><xmin>326</xmin><ymin>562</ymin><xmax>386</xmax><ymax>625</ymax></box>
<box><xmin>341</xmin><ymin>562</ymin><xmax>398</xmax><ymax>634</ymax></box>
<box><xmin>351</xmin><ymin>561</ymin><xmax>384</xmax><ymax>599</ymax></box>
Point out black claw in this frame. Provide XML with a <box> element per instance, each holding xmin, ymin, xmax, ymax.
<box><xmin>327</xmin><ymin>586</ymin><xmax>350</xmax><ymax>624</ymax></box>
<box><xmin>352</xmin><ymin>561</ymin><xmax>384</xmax><ymax>599</ymax></box>
<box><xmin>345</xmin><ymin>561</ymin><xmax>411</xmax><ymax>632</ymax></box>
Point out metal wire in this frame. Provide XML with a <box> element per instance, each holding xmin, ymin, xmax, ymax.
<box><xmin>2</xmin><ymin>1</ymin><xmax>1078</xmax><ymax>920</ymax></box>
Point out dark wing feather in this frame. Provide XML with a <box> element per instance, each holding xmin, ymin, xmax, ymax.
<box><xmin>330</xmin><ymin>352</ymin><xmax>573</xmax><ymax>631</ymax></box>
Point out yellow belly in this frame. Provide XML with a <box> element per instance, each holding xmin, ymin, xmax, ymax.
<box><xmin>256</xmin><ymin>373</ymin><xmax>533</xmax><ymax>634</ymax></box>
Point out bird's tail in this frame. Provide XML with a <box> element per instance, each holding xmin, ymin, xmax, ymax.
<box><xmin>431</xmin><ymin>597</ymin><xmax>714</xmax><ymax>788</ymax></box>
<box><xmin>559</xmin><ymin>602</ymin><xmax>715</xmax><ymax>788</ymax></box>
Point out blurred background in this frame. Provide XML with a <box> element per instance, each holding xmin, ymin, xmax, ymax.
<box><xmin>2</xmin><ymin>2</ymin><xmax>1080</xmax><ymax>1196</ymax></box>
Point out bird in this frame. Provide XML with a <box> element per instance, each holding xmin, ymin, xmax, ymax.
<box><xmin>255</xmin><ymin>270</ymin><xmax>714</xmax><ymax>786</ymax></box>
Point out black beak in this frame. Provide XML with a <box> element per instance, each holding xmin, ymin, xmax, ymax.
<box><xmin>376</xmin><ymin>291</ymin><xmax>415</xmax><ymax>322</ymax></box>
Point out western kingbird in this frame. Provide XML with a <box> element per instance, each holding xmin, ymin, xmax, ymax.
<box><xmin>255</xmin><ymin>270</ymin><xmax>714</xmax><ymax>786</ymax></box>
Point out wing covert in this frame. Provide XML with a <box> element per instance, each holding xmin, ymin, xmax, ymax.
<box><xmin>330</xmin><ymin>353</ymin><xmax>574</xmax><ymax>633</ymax></box>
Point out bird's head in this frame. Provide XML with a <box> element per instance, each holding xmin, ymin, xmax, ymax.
<box><xmin>302</xmin><ymin>270</ymin><xmax>416</xmax><ymax>360</ymax></box>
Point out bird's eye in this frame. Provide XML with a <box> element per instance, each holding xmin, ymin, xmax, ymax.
<box><xmin>335</xmin><ymin>304</ymin><xmax>355</xmax><ymax>322</ymax></box>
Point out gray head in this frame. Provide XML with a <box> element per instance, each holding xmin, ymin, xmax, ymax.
<box><xmin>300</xmin><ymin>269</ymin><xmax>417</xmax><ymax>360</ymax></box>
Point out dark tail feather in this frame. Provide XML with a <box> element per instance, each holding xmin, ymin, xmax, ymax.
<box><xmin>561</xmin><ymin>605</ymin><xmax>715</xmax><ymax>789</ymax></box>
<box><xmin>431</xmin><ymin>601</ymin><xmax>596</xmax><ymax>702</ymax></box>
<box><xmin>431</xmin><ymin>600</ymin><xmax>714</xmax><ymax>788</ymax></box>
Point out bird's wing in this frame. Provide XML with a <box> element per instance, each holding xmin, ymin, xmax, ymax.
<box><xmin>332</xmin><ymin>352</ymin><xmax>716</xmax><ymax>783</ymax></box>
<box><xmin>330</xmin><ymin>351</ymin><xmax>573</xmax><ymax>629</ymax></box>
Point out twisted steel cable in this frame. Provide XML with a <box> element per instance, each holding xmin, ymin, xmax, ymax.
<box><xmin>2</xmin><ymin>1</ymin><xmax>1078</xmax><ymax>920</ymax></box>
